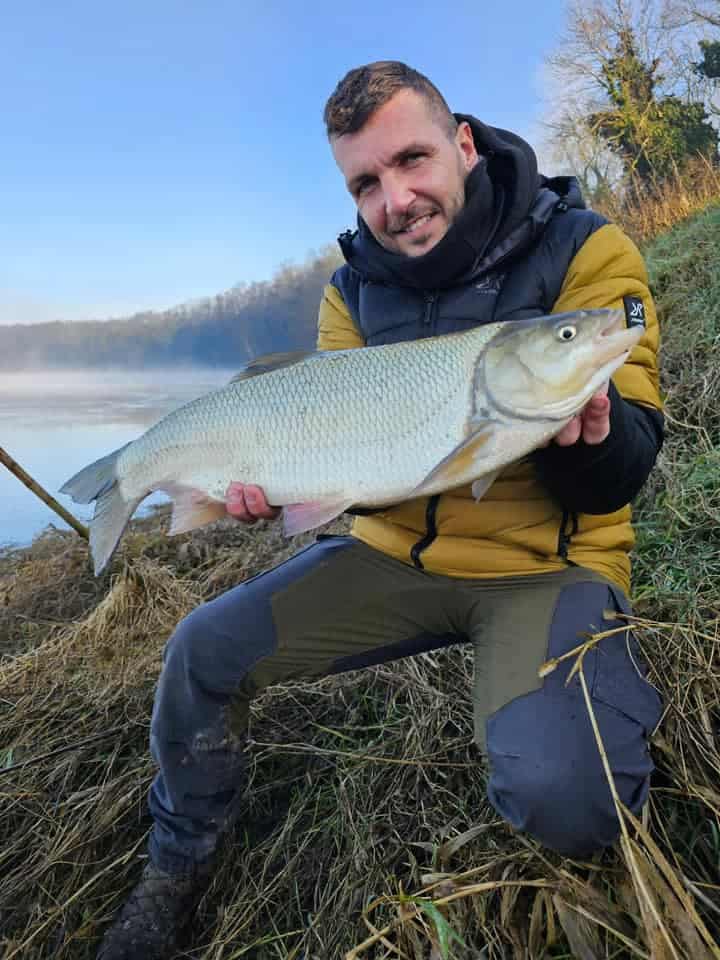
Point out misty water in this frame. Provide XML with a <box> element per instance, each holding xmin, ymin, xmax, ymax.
<box><xmin>0</xmin><ymin>369</ymin><xmax>235</xmax><ymax>549</ymax></box>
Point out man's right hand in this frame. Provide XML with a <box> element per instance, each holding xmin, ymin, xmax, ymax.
<box><xmin>225</xmin><ymin>483</ymin><xmax>280</xmax><ymax>523</ymax></box>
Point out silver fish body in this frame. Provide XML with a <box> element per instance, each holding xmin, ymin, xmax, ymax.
<box><xmin>61</xmin><ymin>308</ymin><xmax>642</xmax><ymax>575</ymax></box>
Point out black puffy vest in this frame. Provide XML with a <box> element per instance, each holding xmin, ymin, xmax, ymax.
<box><xmin>331</xmin><ymin>190</ymin><xmax>606</xmax><ymax>347</ymax></box>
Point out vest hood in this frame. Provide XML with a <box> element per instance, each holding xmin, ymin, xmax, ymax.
<box><xmin>337</xmin><ymin>115</ymin><xmax>582</xmax><ymax>290</ymax></box>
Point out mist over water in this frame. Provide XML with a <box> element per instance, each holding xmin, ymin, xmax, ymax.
<box><xmin>0</xmin><ymin>368</ymin><xmax>236</xmax><ymax>548</ymax></box>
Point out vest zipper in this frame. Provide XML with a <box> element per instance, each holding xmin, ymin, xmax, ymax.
<box><xmin>557</xmin><ymin>509</ymin><xmax>579</xmax><ymax>566</ymax></box>
<box><xmin>423</xmin><ymin>293</ymin><xmax>438</xmax><ymax>328</ymax></box>
<box><xmin>410</xmin><ymin>495</ymin><xmax>440</xmax><ymax>569</ymax></box>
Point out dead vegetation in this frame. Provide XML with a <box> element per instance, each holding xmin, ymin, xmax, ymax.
<box><xmin>594</xmin><ymin>156</ymin><xmax>720</xmax><ymax>248</ymax></box>
<box><xmin>1</xmin><ymin>203</ymin><xmax>720</xmax><ymax>958</ymax></box>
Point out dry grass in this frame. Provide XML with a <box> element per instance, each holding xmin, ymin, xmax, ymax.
<box><xmin>594</xmin><ymin>156</ymin><xmax>720</xmax><ymax>247</ymax></box>
<box><xmin>1</xmin><ymin>205</ymin><xmax>720</xmax><ymax>957</ymax></box>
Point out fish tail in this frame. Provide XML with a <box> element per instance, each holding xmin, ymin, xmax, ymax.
<box><xmin>60</xmin><ymin>443</ymin><xmax>130</xmax><ymax>503</ymax></box>
<box><xmin>60</xmin><ymin>443</ymin><xmax>140</xmax><ymax>575</ymax></box>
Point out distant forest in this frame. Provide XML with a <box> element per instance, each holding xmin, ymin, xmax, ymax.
<box><xmin>1</xmin><ymin>247</ymin><xmax>344</xmax><ymax>370</ymax></box>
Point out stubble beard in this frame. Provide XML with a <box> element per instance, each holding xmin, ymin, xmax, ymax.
<box><xmin>382</xmin><ymin>159</ymin><xmax>469</xmax><ymax>257</ymax></box>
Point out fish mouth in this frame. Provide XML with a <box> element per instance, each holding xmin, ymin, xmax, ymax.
<box><xmin>594</xmin><ymin>308</ymin><xmax>644</xmax><ymax>365</ymax></box>
<box><xmin>580</xmin><ymin>309</ymin><xmax>644</xmax><ymax>397</ymax></box>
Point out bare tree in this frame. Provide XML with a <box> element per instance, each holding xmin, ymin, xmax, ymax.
<box><xmin>542</xmin><ymin>0</ymin><xmax>717</xmax><ymax>187</ymax></box>
<box><xmin>680</xmin><ymin>0</ymin><xmax>720</xmax><ymax>27</ymax></box>
<box><xmin>548</xmin><ymin>0</ymin><xmax>671</xmax><ymax>101</ymax></box>
<box><xmin>540</xmin><ymin>101</ymin><xmax>625</xmax><ymax>205</ymax></box>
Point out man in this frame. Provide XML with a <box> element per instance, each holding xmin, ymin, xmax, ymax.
<box><xmin>98</xmin><ymin>62</ymin><xmax>663</xmax><ymax>958</ymax></box>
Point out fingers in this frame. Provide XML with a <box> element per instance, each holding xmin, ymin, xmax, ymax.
<box><xmin>225</xmin><ymin>483</ymin><xmax>280</xmax><ymax>522</ymax></box>
<box><xmin>225</xmin><ymin>483</ymin><xmax>255</xmax><ymax>522</ymax></box>
<box><xmin>581</xmin><ymin>392</ymin><xmax>611</xmax><ymax>444</ymax></box>
<box><xmin>552</xmin><ymin>388</ymin><xmax>611</xmax><ymax>447</ymax></box>
<box><xmin>553</xmin><ymin>415</ymin><xmax>582</xmax><ymax>447</ymax></box>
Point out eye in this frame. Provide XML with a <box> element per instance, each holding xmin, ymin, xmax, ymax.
<box><xmin>556</xmin><ymin>324</ymin><xmax>577</xmax><ymax>342</ymax></box>
<box><xmin>353</xmin><ymin>178</ymin><xmax>376</xmax><ymax>198</ymax></box>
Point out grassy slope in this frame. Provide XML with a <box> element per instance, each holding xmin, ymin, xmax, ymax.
<box><xmin>0</xmin><ymin>207</ymin><xmax>719</xmax><ymax>958</ymax></box>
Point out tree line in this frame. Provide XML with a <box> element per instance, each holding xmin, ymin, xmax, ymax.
<box><xmin>8</xmin><ymin>0</ymin><xmax>720</xmax><ymax>372</ymax></box>
<box><xmin>1</xmin><ymin>248</ymin><xmax>342</xmax><ymax>371</ymax></box>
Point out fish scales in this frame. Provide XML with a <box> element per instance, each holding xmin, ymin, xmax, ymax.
<box><xmin>59</xmin><ymin>308</ymin><xmax>643</xmax><ymax>575</ymax></box>
<box><xmin>118</xmin><ymin>326</ymin><xmax>490</xmax><ymax>507</ymax></box>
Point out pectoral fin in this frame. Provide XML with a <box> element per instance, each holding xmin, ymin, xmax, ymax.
<box><xmin>165</xmin><ymin>485</ymin><xmax>227</xmax><ymax>535</ymax></box>
<box><xmin>471</xmin><ymin>471</ymin><xmax>500</xmax><ymax>501</ymax></box>
<box><xmin>282</xmin><ymin>497</ymin><xmax>355</xmax><ymax>536</ymax></box>
<box><xmin>411</xmin><ymin>426</ymin><xmax>496</xmax><ymax>498</ymax></box>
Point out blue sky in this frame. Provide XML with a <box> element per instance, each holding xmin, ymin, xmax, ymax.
<box><xmin>1</xmin><ymin>1</ymin><xmax>567</xmax><ymax>325</ymax></box>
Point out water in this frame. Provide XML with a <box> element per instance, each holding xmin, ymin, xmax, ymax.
<box><xmin>0</xmin><ymin>369</ymin><xmax>235</xmax><ymax>549</ymax></box>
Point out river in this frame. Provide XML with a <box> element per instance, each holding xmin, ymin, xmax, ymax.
<box><xmin>0</xmin><ymin>369</ymin><xmax>235</xmax><ymax>549</ymax></box>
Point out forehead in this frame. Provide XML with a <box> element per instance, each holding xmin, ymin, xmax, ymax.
<box><xmin>331</xmin><ymin>89</ymin><xmax>447</xmax><ymax>182</ymax></box>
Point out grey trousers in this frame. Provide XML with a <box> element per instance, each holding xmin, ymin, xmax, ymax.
<box><xmin>147</xmin><ymin>535</ymin><xmax>662</xmax><ymax>872</ymax></box>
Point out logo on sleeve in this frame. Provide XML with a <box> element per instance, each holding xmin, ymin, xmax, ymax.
<box><xmin>623</xmin><ymin>295</ymin><xmax>646</xmax><ymax>329</ymax></box>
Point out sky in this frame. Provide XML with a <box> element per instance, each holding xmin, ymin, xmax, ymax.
<box><xmin>1</xmin><ymin>0</ymin><xmax>568</xmax><ymax>325</ymax></box>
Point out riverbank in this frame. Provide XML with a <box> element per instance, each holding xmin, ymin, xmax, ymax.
<box><xmin>1</xmin><ymin>205</ymin><xmax>719</xmax><ymax>957</ymax></box>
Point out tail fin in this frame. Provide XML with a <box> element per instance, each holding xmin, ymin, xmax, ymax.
<box><xmin>60</xmin><ymin>444</ymin><xmax>140</xmax><ymax>575</ymax></box>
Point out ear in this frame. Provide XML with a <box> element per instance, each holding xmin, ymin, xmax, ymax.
<box><xmin>456</xmin><ymin>121</ymin><xmax>479</xmax><ymax>171</ymax></box>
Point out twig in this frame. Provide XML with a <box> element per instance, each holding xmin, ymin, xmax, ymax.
<box><xmin>0</xmin><ymin>445</ymin><xmax>89</xmax><ymax>540</ymax></box>
<box><xmin>576</xmin><ymin>662</ymin><xmax>682</xmax><ymax>960</ymax></box>
<box><xmin>681</xmin><ymin>874</ymin><xmax>720</xmax><ymax>920</ymax></box>
<box><xmin>538</xmin><ymin>624</ymin><xmax>630</xmax><ymax>679</ymax></box>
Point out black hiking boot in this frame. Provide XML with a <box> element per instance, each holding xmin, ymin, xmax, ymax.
<box><xmin>96</xmin><ymin>860</ymin><xmax>213</xmax><ymax>959</ymax></box>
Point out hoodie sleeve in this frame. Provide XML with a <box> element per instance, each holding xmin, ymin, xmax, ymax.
<box><xmin>531</xmin><ymin>223</ymin><xmax>664</xmax><ymax>514</ymax></box>
<box><xmin>317</xmin><ymin>283</ymin><xmax>365</xmax><ymax>351</ymax></box>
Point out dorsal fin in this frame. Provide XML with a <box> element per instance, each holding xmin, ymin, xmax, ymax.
<box><xmin>228</xmin><ymin>350</ymin><xmax>317</xmax><ymax>383</ymax></box>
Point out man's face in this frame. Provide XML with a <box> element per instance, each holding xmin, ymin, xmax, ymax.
<box><xmin>331</xmin><ymin>89</ymin><xmax>479</xmax><ymax>257</ymax></box>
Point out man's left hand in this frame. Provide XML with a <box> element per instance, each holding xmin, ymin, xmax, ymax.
<box><xmin>553</xmin><ymin>382</ymin><xmax>611</xmax><ymax>446</ymax></box>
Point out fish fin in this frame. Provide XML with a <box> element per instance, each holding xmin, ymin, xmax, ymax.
<box><xmin>282</xmin><ymin>498</ymin><xmax>355</xmax><ymax>537</ymax></box>
<box><xmin>471</xmin><ymin>471</ymin><xmax>500</xmax><ymax>501</ymax></box>
<box><xmin>60</xmin><ymin>444</ymin><xmax>139</xmax><ymax>576</ymax></box>
<box><xmin>229</xmin><ymin>350</ymin><xmax>317</xmax><ymax>382</ymax></box>
<box><xmin>411</xmin><ymin>426</ymin><xmax>496</xmax><ymax>498</ymax></box>
<box><xmin>90</xmin><ymin>484</ymin><xmax>143</xmax><ymax>576</ymax></box>
<box><xmin>60</xmin><ymin>443</ymin><xmax>131</xmax><ymax>503</ymax></box>
<box><xmin>164</xmin><ymin>486</ymin><xmax>227</xmax><ymax>535</ymax></box>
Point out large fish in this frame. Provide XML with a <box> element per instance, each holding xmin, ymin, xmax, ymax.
<box><xmin>61</xmin><ymin>308</ymin><xmax>642</xmax><ymax>575</ymax></box>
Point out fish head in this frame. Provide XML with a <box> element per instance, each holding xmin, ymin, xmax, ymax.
<box><xmin>480</xmin><ymin>308</ymin><xmax>643</xmax><ymax>421</ymax></box>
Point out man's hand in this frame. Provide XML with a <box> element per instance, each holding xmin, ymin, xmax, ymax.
<box><xmin>225</xmin><ymin>483</ymin><xmax>280</xmax><ymax>523</ymax></box>
<box><xmin>553</xmin><ymin>382</ymin><xmax>611</xmax><ymax>447</ymax></box>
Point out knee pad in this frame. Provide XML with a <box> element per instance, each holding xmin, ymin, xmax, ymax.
<box><xmin>486</xmin><ymin>689</ymin><xmax>655</xmax><ymax>857</ymax></box>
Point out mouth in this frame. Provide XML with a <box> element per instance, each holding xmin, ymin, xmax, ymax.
<box><xmin>595</xmin><ymin>308</ymin><xmax>643</xmax><ymax>363</ymax></box>
<box><xmin>394</xmin><ymin>212</ymin><xmax>437</xmax><ymax>235</ymax></box>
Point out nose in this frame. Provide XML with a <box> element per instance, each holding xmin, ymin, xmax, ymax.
<box><xmin>382</xmin><ymin>173</ymin><xmax>414</xmax><ymax>220</ymax></box>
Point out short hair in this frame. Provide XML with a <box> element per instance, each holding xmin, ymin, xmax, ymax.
<box><xmin>324</xmin><ymin>61</ymin><xmax>458</xmax><ymax>140</ymax></box>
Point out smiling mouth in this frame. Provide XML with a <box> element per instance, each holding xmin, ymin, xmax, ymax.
<box><xmin>395</xmin><ymin>212</ymin><xmax>436</xmax><ymax>235</ymax></box>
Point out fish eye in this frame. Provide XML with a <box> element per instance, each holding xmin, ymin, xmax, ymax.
<box><xmin>556</xmin><ymin>324</ymin><xmax>577</xmax><ymax>342</ymax></box>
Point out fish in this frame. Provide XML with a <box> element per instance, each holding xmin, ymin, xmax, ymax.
<box><xmin>60</xmin><ymin>307</ymin><xmax>642</xmax><ymax>576</ymax></box>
